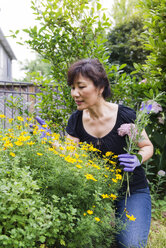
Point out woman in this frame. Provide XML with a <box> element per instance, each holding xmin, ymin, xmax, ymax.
<box><xmin>65</xmin><ymin>58</ymin><xmax>153</xmax><ymax>248</ymax></box>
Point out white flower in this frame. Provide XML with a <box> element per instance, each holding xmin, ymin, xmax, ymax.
<box><xmin>157</xmin><ymin>170</ymin><xmax>166</xmax><ymax>177</ymax></box>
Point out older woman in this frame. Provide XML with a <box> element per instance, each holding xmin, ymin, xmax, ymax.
<box><xmin>65</xmin><ymin>58</ymin><xmax>153</xmax><ymax>248</ymax></box>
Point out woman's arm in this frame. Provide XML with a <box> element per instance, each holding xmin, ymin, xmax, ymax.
<box><xmin>137</xmin><ymin>130</ymin><xmax>154</xmax><ymax>163</ymax></box>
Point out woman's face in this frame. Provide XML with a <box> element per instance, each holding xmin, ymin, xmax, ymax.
<box><xmin>71</xmin><ymin>74</ymin><xmax>103</xmax><ymax>110</ymax></box>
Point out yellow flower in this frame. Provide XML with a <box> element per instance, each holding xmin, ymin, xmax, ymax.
<box><xmin>59</xmin><ymin>147</ymin><xmax>65</xmax><ymax>151</ymax></box>
<box><xmin>85</xmin><ymin>174</ymin><xmax>97</xmax><ymax>182</ymax></box>
<box><xmin>17</xmin><ymin>116</ymin><xmax>24</xmax><ymax>122</ymax></box>
<box><xmin>91</xmin><ymin>163</ymin><xmax>100</xmax><ymax>170</ymax></box>
<box><xmin>105</xmin><ymin>151</ymin><xmax>113</xmax><ymax>157</ymax></box>
<box><xmin>53</xmin><ymin>150</ymin><xmax>59</xmax><ymax>155</ymax></box>
<box><xmin>104</xmin><ymin>174</ymin><xmax>108</xmax><ymax>178</ymax></box>
<box><xmin>95</xmin><ymin>217</ymin><xmax>101</xmax><ymax>222</ymax></box>
<box><xmin>48</xmin><ymin>147</ymin><xmax>54</xmax><ymax>151</ymax></box>
<box><xmin>0</xmin><ymin>114</ymin><xmax>6</xmax><ymax>118</ymax></box>
<box><xmin>52</xmin><ymin>133</ymin><xmax>60</xmax><ymax>140</ymax></box>
<box><xmin>112</xmin><ymin>178</ymin><xmax>118</xmax><ymax>183</ymax></box>
<box><xmin>76</xmin><ymin>164</ymin><xmax>82</xmax><ymax>169</ymax></box>
<box><xmin>10</xmin><ymin>152</ymin><xmax>16</xmax><ymax>157</ymax></box>
<box><xmin>17</xmin><ymin>125</ymin><xmax>22</xmax><ymax>130</ymax></box>
<box><xmin>26</xmin><ymin>117</ymin><xmax>32</xmax><ymax>122</ymax></box>
<box><xmin>66</xmin><ymin>145</ymin><xmax>76</xmax><ymax>151</ymax></box>
<box><xmin>27</xmin><ymin>141</ymin><xmax>35</xmax><ymax>146</ymax></box>
<box><xmin>126</xmin><ymin>214</ymin><xmax>136</xmax><ymax>221</ymax></box>
<box><xmin>42</xmin><ymin>124</ymin><xmax>48</xmax><ymax>128</ymax></box>
<box><xmin>14</xmin><ymin>141</ymin><xmax>23</xmax><ymax>146</ymax></box>
<box><xmin>18</xmin><ymin>135</ymin><xmax>31</xmax><ymax>142</ymax></box>
<box><xmin>4</xmin><ymin>141</ymin><xmax>13</xmax><ymax>148</ymax></box>
<box><xmin>8</xmin><ymin>118</ymin><xmax>13</xmax><ymax>123</ymax></box>
<box><xmin>21</xmin><ymin>131</ymin><xmax>28</xmax><ymax>135</ymax></box>
<box><xmin>77</xmin><ymin>159</ymin><xmax>83</xmax><ymax>163</ymax></box>
<box><xmin>83</xmin><ymin>213</ymin><xmax>87</xmax><ymax>216</ymax></box>
<box><xmin>8</xmin><ymin>128</ymin><xmax>13</xmax><ymax>132</ymax></box>
<box><xmin>74</xmin><ymin>153</ymin><xmax>79</xmax><ymax>159</ymax></box>
<box><xmin>60</xmin><ymin>154</ymin><xmax>65</xmax><ymax>157</ymax></box>
<box><xmin>2</xmin><ymin>137</ymin><xmax>9</xmax><ymax>141</ymax></box>
<box><xmin>101</xmin><ymin>194</ymin><xmax>109</xmax><ymax>199</ymax></box>
<box><xmin>87</xmin><ymin>210</ymin><xmax>93</xmax><ymax>215</ymax></box>
<box><xmin>109</xmin><ymin>160</ymin><xmax>116</xmax><ymax>165</ymax></box>
<box><xmin>37</xmin><ymin>153</ymin><xmax>43</xmax><ymax>156</ymax></box>
<box><xmin>116</xmin><ymin>174</ymin><xmax>122</xmax><ymax>180</ymax></box>
<box><xmin>65</xmin><ymin>155</ymin><xmax>76</xmax><ymax>163</ymax></box>
<box><xmin>110</xmin><ymin>194</ymin><xmax>117</xmax><ymax>200</ymax></box>
<box><xmin>81</xmin><ymin>154</ymin><xmax>88</xmax><ymax>157</ymax></box>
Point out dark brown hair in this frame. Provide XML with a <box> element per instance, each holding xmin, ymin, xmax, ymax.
<box><xmin>67</xmin><ymin>58</ymin><xmax>111</xmax><ymax>99</ymax></box>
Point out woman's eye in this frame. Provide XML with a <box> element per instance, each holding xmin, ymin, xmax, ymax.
<box><xmin>79</xmin><ymin>86</ymin><xmax>85</xmax><ymax>89</ymax></box>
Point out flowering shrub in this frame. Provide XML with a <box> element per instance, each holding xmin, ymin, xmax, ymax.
<box><xmin>0</xmin><ymin>116</ymin><xmax>123</xmax><ymax>248</ymax></box>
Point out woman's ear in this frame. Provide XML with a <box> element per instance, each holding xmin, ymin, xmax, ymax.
<box><xmin>99</xmin><ymin>86</ymin><xmax>104</xmax><ymax>97</ymax></box>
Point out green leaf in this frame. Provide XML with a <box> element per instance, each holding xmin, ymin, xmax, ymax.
<box><xmin>39</xmin><ymin>236</ymin><xmax>46</xmax><ymax>243</ymax></box>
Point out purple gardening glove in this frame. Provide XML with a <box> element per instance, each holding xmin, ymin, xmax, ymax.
<box><xmin>35</xmin><ymin>116</ymin><xmax>52</xmax><ymax>139</ymax></box>
<box><xmin>118</xmin><ymin>154</ymin><xmax>142</xmax><ymax>172</ymax></box>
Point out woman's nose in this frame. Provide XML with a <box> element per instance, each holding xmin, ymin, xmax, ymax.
<box><xmin>71</xmin><ymin>88</ymin><xmax>80</xmax><ymax>97</ymax></box>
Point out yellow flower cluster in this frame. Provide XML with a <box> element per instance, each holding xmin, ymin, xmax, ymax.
<box><xmin>65</xmin><ymin>155</ymin><xmax>77</xmax><ymax>164</ymax></box>
<box><xmin>88</xmin><ymin>160</ymin><xmax>101</xmax><ymax>170</ymax></box>
<box><xmin>85</xmin><ymin>174</ymin><xmax>97</xmax><ymax>182</ymax></box>
<box><xmin>0</xmin><ymin>115</ymin><xmax>124</xmax><ymax>224</ymax></box>
<box><xmin>101</xmin><ymin>193</ymin><xmax>117</xmax><ymax>200</ymax></box>
<box><xmin>83</xmin><ymin>207</ymin><xmax>101</xmax><ymax>222</ymax></box>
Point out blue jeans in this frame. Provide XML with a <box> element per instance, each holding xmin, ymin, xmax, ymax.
<box><xmin>115</xmin><ymin>187</ymin><xmax>151</xmax><ymax>248</ymax></box>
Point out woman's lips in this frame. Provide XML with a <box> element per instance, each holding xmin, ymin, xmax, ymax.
<box><xmin>75</xmin><ymin>101</ymin><xmax>83</xmax><ymax>105</ymax></box>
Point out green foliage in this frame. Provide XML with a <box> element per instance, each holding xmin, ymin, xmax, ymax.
<box><xmin>19</xmin><ymin>55</ymin><xmax>52</xmax><ymax>82</ymax></box>
<box><xmin>111</xmin><ymin>0</ymin><xmax>139</xmax><ymax>26</ymax></box>
<box><xmin>137</xmin><ymin>0</ymin><xmax>166</xmax><ymax>89</ymax></box>
<box><xmin>5</xmin><ymin>95</ymin><xmax>33</xmax><ymax>117</ymax></box>
<box><xmin>108</xmin><ymin>0</ymin><xmax>166</xmax><ymax>173</ymax></box>
<box><xmin>15</xmin><ymin>0</ymin><xmax>112</xmax><ymax>133</ymax></box>
<box><xmin>0</xmin><ymin>116</ymin><xmax>123</xmax><ymax>247</ymax></box>
<box><xmin>134</xmin><ymin>0</ymin><xmax>166</xmax><ymax>171</ymax></box>
<box><xmin>107</xmin><ymin>15</ymin><xmax>149</xmax><ymax>74</ymax></box>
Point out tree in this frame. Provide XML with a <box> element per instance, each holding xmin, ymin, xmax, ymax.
<box><xmin>134</xmin><ymin>0</ymin><xmax>166</xmax><ymax>172</ymax></box>
<box><xmin>107</xmin><ymin>15</ymin><xmax>149</xmax><ymax>74</ymax></box>
<box><xmin>19</xmin><ymin>55</ymin><xmax>52</xmax><ymax>82</ymax></box>
<box><xmin>111</xmin><ymin>0</ymin><xmax>139</xmax><ymax>26</ymax></box>
<box><xmin>14</xmin><ymin>0</ymin><xmax>111</xmax><ymax>133</ymax></box>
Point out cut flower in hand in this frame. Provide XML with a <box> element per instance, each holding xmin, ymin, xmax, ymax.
<box><xmin>117</xmin><ymin>95</ymin><xmax>163</xmax><ymax>205</ymax></box>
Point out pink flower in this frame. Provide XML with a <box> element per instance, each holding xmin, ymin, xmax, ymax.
<box><xmin>118</xmin><ymin>123</ymin><xmax>137</xmax><ymax>139</ymax></box>
<box><xmin>146</xmin><ymin>100</ymin><xmax>162</xmax><ymax>114</ymax></box>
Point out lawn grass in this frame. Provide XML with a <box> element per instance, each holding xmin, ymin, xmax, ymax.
<box><xmin>147</xmin><ymin>217</ymin><xmax>166</xmax><ymax>248</ymax></box>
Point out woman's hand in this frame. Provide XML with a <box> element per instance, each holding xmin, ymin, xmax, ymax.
<box><xmin>35</xmin><ymin>116</ymin><xmax>52</xmax><ymax>139</ymax></box>
<box><xmin>118</xmin><ymin>154</ymin><xmax>142</xmax><ymax>172</ymax></box>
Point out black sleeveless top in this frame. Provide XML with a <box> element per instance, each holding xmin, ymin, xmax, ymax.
<box><xmin>66</xmin><ymin>105</ymin><xmax>148</xmax><ymax>192</ymax></box>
